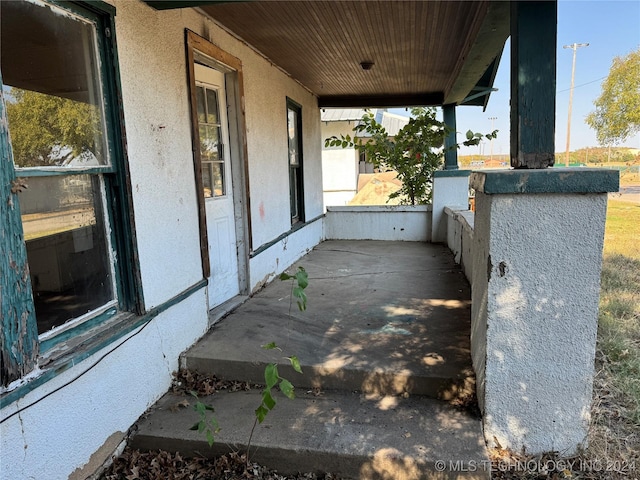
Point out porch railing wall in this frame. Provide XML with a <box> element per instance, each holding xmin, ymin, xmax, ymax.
<box><xmin>324</xmin><ymin>205</ymin><xmax>432</xmax><ymax>241</ymax></box>
<box><xmin>443</xmin><ymin>207</ymin><xmax>474</xmax><ymax>283</ymax></box>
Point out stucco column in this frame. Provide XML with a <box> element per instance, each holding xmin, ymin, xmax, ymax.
<box><xmin>469</xmin><ymin>168</ymin><xmax>618</xmax><ymax>455</ymax></box>
<box><xmin>431</xmin><ymin>170</ymin><xmax>470</xmax><ymax>243</ymax></box>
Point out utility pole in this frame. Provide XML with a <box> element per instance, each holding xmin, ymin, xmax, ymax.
<box><xmin>488</xmin><ymin>116</ymin><xmax>497</xmax><ymax>162</ymax></box>
<box><xmin>563</xmin><ymin>42</ymin><xmax>589</xmax><ymax>167</ymax></box>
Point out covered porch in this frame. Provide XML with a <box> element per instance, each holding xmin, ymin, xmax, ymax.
<box><xmin>133</xmin><ymin>239</ymin><xmax>487</xmax><ymax>478</ymax></box>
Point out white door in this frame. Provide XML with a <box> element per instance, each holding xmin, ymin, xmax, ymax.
<box><xmin>194</xmin><ymin>64</ymin><xmax>240</xmax><ymax>307</ymax></box>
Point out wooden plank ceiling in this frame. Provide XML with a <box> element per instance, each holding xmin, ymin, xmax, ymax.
<box><xmin>197</xmin><ymin>1</ymin><xmax>507</xmax><ymax>107</ymax></box>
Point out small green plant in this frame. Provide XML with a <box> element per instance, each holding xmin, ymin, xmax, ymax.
<box><xmin>246</xmin><ymin>268</ymin><xmax>308</xmax><ymax>457</ymax></box>
<box><xmin>190</xmin><ymin>265</ymin><xmax>309</xmax><ymax>460</ymax></box>
<box><xmin>279</xmin><ymin>266</ymin><xmax>309</xmax><ymax>311</ymax></box>
<box><xmin>189</xmin><ymin>390</ymin><xmax>219</xmax><ymax>447</ymax></box>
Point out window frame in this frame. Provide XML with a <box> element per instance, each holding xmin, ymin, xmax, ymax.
<box><xmin>0</xmin><ymin>0</ymin><xmax>141</xmax><ymax>385</ymax></box>
<box><xmin>286</xmin><ymin>98</ymin><xmax>304</xmax><ymax>224</ymax></box>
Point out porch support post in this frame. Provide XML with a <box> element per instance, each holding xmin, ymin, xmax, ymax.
<box><xmin>431</xmin><ymin>104</ymin><xmax>469</xmax><ymax>242</ymax></box>
<box><xmin>510</xmin><ymin>1</ymin><xmax>557</xmax><ymax>168</ymax></box>
<box><xmin>469</xmin><ymin>169</ymin><xmax>619</xmax><ymax>454</ymax></box>
<box><xmin>442</xmin><ymin>104</ymin><xmax>458</xmax><ymax>171</ymax></box>
<box><xmin>1</xmin><ymin>80</ymin><xmax>39</xmax><ymax>387</ymax></box>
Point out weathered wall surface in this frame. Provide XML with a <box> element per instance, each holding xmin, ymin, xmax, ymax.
<box><xmin>472</xmin><ymin>190</ymin><xmax>607</xmax><ymax>453</ymax></box>
<box><xmin>114</xmin><ymin>0</ymin><xmax>324</xmax><ymax>305</ymax></box>
<box><xmin>1</xmin><ymin>290</ymin><xmax>208</xmax><ymax>480</ymax></box>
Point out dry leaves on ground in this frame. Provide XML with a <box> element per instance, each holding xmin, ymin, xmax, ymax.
<box><xmin>101</xmin><ymin>448</ymin><xmax>341</xmax><ymax>480</ymax></box>
<box><xmin>171</xmin><ymin>369</ymin><xmax>260</xmax><ymax>396</ymax></box>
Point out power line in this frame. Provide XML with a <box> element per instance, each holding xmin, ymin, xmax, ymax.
<box><xmin>557</xmin><ymin>76</ymin><xmax>607</xmax><ymax>93</ymax></box>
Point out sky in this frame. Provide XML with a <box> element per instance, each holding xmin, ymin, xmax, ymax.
<box><xmin>392</xmin><ymin>0</ymin><xmax>640</xmax><ymax>157</ymax></box>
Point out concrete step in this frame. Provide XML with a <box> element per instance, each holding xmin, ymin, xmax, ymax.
<box><xmin>131</xmin><ymin>389</ymin><xmax>489</xmax><ymax>479</ymax></box>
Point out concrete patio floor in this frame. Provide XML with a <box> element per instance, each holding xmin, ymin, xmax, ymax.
<box><xmin>186</xmin><ymin>240</ymin><xmax>475</xmax><ymax>401</ymax></box>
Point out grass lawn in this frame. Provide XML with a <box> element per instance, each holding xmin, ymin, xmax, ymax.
<box><xmin>589</xmin><ymin>199</ymin><xmax>640</xmax><ymax>469</ymax></box>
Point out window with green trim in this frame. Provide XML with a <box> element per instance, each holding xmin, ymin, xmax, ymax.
<box><xmin>1</xmin><ymin>1</ymin><xmax>136</xmax><ymax>348</ymax></box>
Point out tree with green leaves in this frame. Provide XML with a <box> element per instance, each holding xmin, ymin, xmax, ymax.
<box><xmin>325</xmin><ymin>107</ymin><xmax>496</xmax><ymax>205</ymax></box>
<box><xmin>586</xmin><ymin>48</ymin><xmax>640</xmax><ymax>146</ymax></box>
<box><xmin>5</xmin><ymin>88</ymin><xmax>103</xmax><ymax>167</ymax></box>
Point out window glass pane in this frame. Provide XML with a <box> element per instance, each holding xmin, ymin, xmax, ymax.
<box><xmin>20</xmin><ymin>175</ymin><xmax>114</xmax><ymax>334</ymax></box>
<box><xmin>206</xmin><ymin>89</ymin><xmax>219</xmax><ymax>124</ymax></box>
<box><xmin>290</xmin><ymin>168</ymin><xmax>298</xmax><ymax>219</ymax></box>
<box><xmin>1</xmin><ymin>0</ymin><xmax>109</xmax><ymax>168</ymax></box>
<box><xmin>196</xmin><ymin>86</ymin><xmax>207</xmax><ymax>123</ymax></box>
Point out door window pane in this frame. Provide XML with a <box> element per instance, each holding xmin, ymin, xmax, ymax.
<box><xmin>206</xmin><ymin>89</ymin><xmax>219</xmax><ymax>124</ymax></box>
<box><xmin>1</xmin><ymin>0</ymin><xmax>109</xmax><ymax>168</ymax></box>
<box><xmin>20</xmin><ymin>175</ymin><xmax>114</xmax><ymax>334</ymax></box>
<box><xmin>196</xmin><ymin>86</ymin><xmax>207</xmax><ymax>123</ymax></box>
<box><xmin>199</xmin><ymin>125</ymin><xmax>220</xmax><ymax>162</ymax></box>
<box><xmin>211</xmin><ymin>161</ymin><xmax>225</xmax><ymax>197</ymax></box>
<box><xmin>197</xmin><ymin>83</ymin><xmax>226</xmax><ymax>198</ymax></box>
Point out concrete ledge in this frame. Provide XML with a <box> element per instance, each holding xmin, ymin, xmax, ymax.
<box><xmin>470</xmin><ymin>168</ymin><xmax>619</xmax><ymax>194</ymax></box>
<box><xmin>434</xmin><ymin>169</ymin><xmax>472</xmax><ymax>178</ymax></box>
<box><xmin>326</xmin><ymin>205</ymin><xmax>431</xmax><ymax>213</ymax></box>
<box><xmin>444</xmin><ymin>207</ymin><xmax>474</xmax><ymax>283</ymax></box>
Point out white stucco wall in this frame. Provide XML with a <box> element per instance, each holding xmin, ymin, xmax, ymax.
<box><xmin>1</xmin><ymin>2</ymin><xmax>326</xmax><ymax>478</ymax></box>
<box><xmin>114</xmin><ymin>1</ymin><xmax>323</xmax><ymax>308</ymax></box>
<box><xmin>325</xmin><ymin>205</ymin><xmax>432</xmax><ymax>241</ymax></box>
<box><xmin>0</xmin><ymin>290</ymin><xmax>208</xmax><ymax>480</ymax></box>
<box><xmin>431</xmin><ymin>174</ymin><xmax>470</xmax><ymax>243</ymax></box>
<box><xmin>321</xmin><ymin>121</ymin><xmax>359</xmax><ymax>207</ymax></box>
<box><xmin>238</xmin><ymin>38</ymin><xmax>323</xmax><ymax>250</ymax></box>
<box><xmin>472</xmin><ymin>191</ymin><xmax>607</xmax><ymax>454</ymax></box>
<box><xmin>249</xmin><ymin>218</ymin><xmax>324</xmax><ymax>291</ymax></box>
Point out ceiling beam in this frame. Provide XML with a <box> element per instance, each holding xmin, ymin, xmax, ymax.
<box><xmin>318</xmin><ymin>93</ymin><xmax>445</xmax><ymax>109</ymax></box>
<box><xmin>144</xmin><ymin>1</ymin><xmax>246</xmax><ymax>10</ymax></box>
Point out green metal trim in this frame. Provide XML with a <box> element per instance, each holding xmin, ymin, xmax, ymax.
<box><xmin>14</xmin><ymin>166</ymin><xmax>115</xmax><ymax>177</ymax></box>
<box><xmin>461</xmin><ymin>87</ymin><xmax>498</xmax><ymax>105</ymax></box>
<box><xmin>470</xmin><ymin>168</ymin><xmax>620</xmax><ymax>195</ymax></box>
<box><xmin>98</xmin><ymin>7</ymin><xmax>145</xmax><ymax>314</ymax></box>
<box><xmin>434</xmin><ymin>169</ymin><xmax>471</xmax><ymax>178</ymax></box>
<box><xmin>72</xmin><ymin>0</ymin><xmax>116</xmax><ymax>16</ymax></box>
<box><xmin>39</xmin><ymin>307</ymin><xmax>118</xmax><ymax>353</ymax></box>
<box><xmin>250</xmin><ymin>214</ymin><xmax>323</xmax><ymax>258</ymax></box>
<box><xmin>0</xmin><ymin>279</ymin><xmax>206</xmax><ymax>408</ymax></box>
<box><xmin>1</xmin><ymin>75</ymin><xmax>40</xmax><ymax>387</ymax></box>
